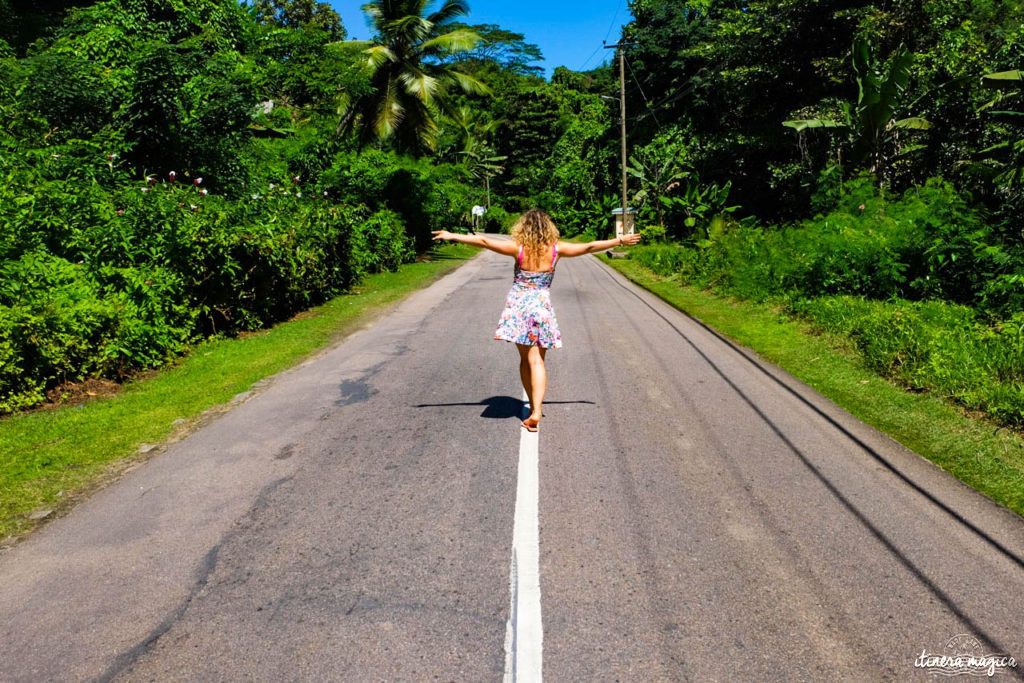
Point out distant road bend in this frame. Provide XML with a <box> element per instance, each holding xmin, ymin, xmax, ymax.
<box><xmin>2</xmin><ymin>238</ymin><xmax>1023</xmax><ymax>681</ymax></box>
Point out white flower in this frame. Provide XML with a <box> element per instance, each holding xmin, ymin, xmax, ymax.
<box><xmin>296</xmin><ymin>192</ymin><xmax>301</xmax><ymax>198</ymax></box>
<box><xmin>194</xmin><ymin>177</ymin><xmax>203</xmax><ymax>185</ymax></box>
<box><xmin>141</xmin><ymin>187</ymin><xmax>150</xmax><ymax>193</ymax></box>
<box><xmin>252</xmin><ymin>194</ymin><xmax>259</xmax><ymax>200</ymax></box>
<box><xmin>269</xmin><ymin>183</ymin><xmax>275</xmax><ymax>190</ymax></box>
<box><xmin>169</xmin><ymin>170</ymin><xmax>176</xmax><ymax>181</ymax></box>
<box><xmin>199</xmin><ymin>189</ymin><xmax>208</xmax><ymax>196</ymax></box>
<box><xmin>323</xmin><ymin>191</ymin><xmax>328</xmax><ymax>197</ymax></box>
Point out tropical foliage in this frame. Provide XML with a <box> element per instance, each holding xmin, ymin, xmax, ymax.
<box><xmin>1</xmin><ymin>0</ymin><xmax>1023</xmax><ymax>430</ymax></box>
<box><xmin>336</xmin><ymin>0</ymin><xmax>488</xmax><ymax>151</ymax></box>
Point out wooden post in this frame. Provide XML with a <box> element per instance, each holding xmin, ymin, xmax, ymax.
<box><xmin>605</xmin><ymin>41</ymin><xmax>636</xmax><ymax>235</ymax></box>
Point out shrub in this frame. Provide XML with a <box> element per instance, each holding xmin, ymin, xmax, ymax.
<box><xmin>0</xmin><ymin>164</ymin><xmax>382</xmax><ymax>411</ymax></box>
<box><xmin>353</xmin><ymin>209</ymin><xmax>414</xmax><ymax>275</ymax></box>
<box><xmin>790</xmin><ymin>296</ymin><xmax>1024</xmax><ymax>427</ymax></box>
<box><xmin>628</xmin><ymin>243</ymin><xmax>692</xmax><ymax>278</ymax></box>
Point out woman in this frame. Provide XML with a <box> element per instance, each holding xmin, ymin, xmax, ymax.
<box><xmin>432</xmin><ymin>209</ymin><xmax>642</xmax><ymax>432</ymax></box>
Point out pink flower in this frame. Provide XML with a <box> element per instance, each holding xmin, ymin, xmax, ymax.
<box><xmin>116</xmin><ymin>209</ymin><xmax>125</xmax><ymax>215</ymax></box>
<box><xmin>169</xmin><ymin>171</ymin><xmax>176</xmax><ymax>181</ymax></box>
<box><xmin>147</xmin><ymin>176</ymin><xmax>156</xmax><ymax>185</ymax></box>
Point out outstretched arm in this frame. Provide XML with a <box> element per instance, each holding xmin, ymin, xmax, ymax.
<box><xmin>432</xmin><ymin>230</ymin><xmax>519</xmax><ymax>257</ymax></box>
<box><xmin>557</xmin><ymin>232</ymin><xmax>642</xmax><ymax>258</ymax></box>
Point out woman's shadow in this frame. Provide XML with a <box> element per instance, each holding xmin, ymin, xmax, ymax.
<box><xmin>414</xmin><ymin>396</ymin><xmax>594</xmax><ymax>420</ymax></box>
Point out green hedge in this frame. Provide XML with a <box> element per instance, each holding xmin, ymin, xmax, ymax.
<box><xmin>790</xmin><ymin>297</ymin><xmax>1024</xmax><ymax>428</ymax></box>
<box><xmin>626</xmin><ymin>176</ymin><xmax>1024</xmax><ymax>429</ymax></box>
<box><xmin>629</xmin><ymin>177</ymin><xmax>1024</xmax><ymax>318</ymax></box>
<box><xmin>0</xmin><ymin>158</ymin><xmax>414</xmax><ymax>413</ymax></box>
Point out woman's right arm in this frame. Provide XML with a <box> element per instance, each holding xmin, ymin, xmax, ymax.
<box><xmin>557</xmin><ymin>233</ymin><xmax>641</xmax><ymax>258</ymax></box>
<box><xmin>432</xmin><ymin>230</ymin><xmax>519</xmax><ymax>257</ymax></box>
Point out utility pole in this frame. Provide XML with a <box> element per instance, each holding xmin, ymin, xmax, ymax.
<box><xmin>604</xmin><ymin>41</ymin><xmax>636</xmax><ymax>235</ymax></box>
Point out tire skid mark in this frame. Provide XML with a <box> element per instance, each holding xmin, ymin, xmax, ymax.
<box><xmin>589</xmin><ymin>258</ymin><xmax>1024</xmax><ymax>676</ymax></box>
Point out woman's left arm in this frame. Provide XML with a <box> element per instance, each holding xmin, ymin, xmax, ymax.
<box><xmin>432</xmin><ymin>230</ymin><xmax>519</xmax><ymax>256</ymax></box>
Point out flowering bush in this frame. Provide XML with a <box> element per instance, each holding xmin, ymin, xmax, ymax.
<box><xmin>0</xmin><ymin>147</ymin><xmax>414</xmax><ymax>412</ymax></box>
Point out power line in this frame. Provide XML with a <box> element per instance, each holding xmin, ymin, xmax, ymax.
<box><xmin>577</xmin><ymin>44</ymin><xmax>604</xmax><ymax>72</ymax></box>
<box><xmin>602</xmin><ymin>0</ymin><xmax>623</xmax><ymax>44</ymax></box>
<box><xmin>578</xmin><ymin>0</ymin><xmax>623</xmax><ymax>72</ymax></box>
<box><xmin>624</xmin><ymin>53</ymin><xmax>662</xmax><ymax>131</ymax></box>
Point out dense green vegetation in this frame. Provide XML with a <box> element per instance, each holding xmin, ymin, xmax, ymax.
<box><xmin>1</xmin><ymin>0</ymin><xmax>1022</xmax><ymax>435</ymax></box>
<box><xmin>564</xmin><ymin>0</ymin><xmax>1024</xmax><ymax>430</ymax></box>
<box><xmin>0</xmin><ymin>0</ymin><xmax>500</xmax><ymax>412</ymax></box>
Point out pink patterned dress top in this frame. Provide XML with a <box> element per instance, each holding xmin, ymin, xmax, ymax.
<box><xmin>494</xmin><ymin>243</ymin><xmax>563</xmax><ymax>349</ymax></box>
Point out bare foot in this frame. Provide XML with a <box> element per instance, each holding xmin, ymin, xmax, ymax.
<box><xmin>522</xmin><ymin>415</ymin><xmax>540</xmax><ymax>432</ymax></box>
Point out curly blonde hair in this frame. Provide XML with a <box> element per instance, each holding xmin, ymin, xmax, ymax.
<box><xmin>511</xmin><ymin>209</ymin><xmax>560</xmax><ymax>262</ymax></box>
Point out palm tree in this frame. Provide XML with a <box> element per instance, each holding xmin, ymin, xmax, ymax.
<box><xmin>461</xmin><ymin>147</ymin><xmax>505</xmax><ymax>207</ymax></box>
<box><xmin>445</xmin><ymin>105</ymin><xmax>503</xmax><ymax>155</ymax></box>
<box><xmin>441</xmin><ymin>105</ymin><xmax>505</xmax><ymax>205</ymax></box>
<box><xmin>335</xmin><ymin>0</ymin><xmax>489</xmax><ymax>151</ymax></box>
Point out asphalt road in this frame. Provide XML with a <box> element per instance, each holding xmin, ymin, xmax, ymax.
<box><xmin>2</xmin><ymin>239</ymin><xmax>1024</xmax><ymax>681</ymax></box>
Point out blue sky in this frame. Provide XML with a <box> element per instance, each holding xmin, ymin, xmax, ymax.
<box><xmin>327</xmin><ymin>0</ymin><xmax>630</xmax><ymax>77</ymax></box>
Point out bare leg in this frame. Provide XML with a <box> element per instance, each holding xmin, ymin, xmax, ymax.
<box><xmin>516</xmin><ymin>344</ymin><xmax>532</xmax><ymax>403</ymax></box>
<box><xmin>526</xmin><ymin>345</ymin><xmax>547</xmax><ymax>426</ymax></box>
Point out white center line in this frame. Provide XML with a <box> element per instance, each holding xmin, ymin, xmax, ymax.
<box><xmin>504</xmin><ymin>390</ymin><xmax>544</xmax><ymax>682</ymax></box>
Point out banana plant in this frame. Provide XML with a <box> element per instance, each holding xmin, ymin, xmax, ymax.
<box><xmin>784</xmin><ymin>39</ymin><xmax>931</xmax><ymax>181</ymax></box>
<box><xmin>977</xmin><ymin>70</ymin><xmax>1024</xmax><ymax>187</ymax></box>
<box><xmin>627</xmin><ymin>128</ymin><xmax>736</xmax><ymax>239</ymax></box>
<box><xmin>626</xmin><ymin>129</ymin><xmax>692</xmax><ymax>233</ymax></box>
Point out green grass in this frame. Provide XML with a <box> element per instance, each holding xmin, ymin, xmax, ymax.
<box><xmin>604</xmin><ymin>255</ymin><xmax>1024</xmax><ymax>518</ymax></box>
<box><xmin>0</xmin><ymin>243</ymin><xmax>478</xmax><ymax>542</ymax></box>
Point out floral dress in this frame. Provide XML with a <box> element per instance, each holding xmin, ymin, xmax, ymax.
<box><xmin>494</xmin><ymin>244</ymin><xmax>563</xmax><ymax>349</ymax></box>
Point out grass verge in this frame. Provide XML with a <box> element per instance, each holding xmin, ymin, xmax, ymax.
<box><xmin>0</xmin><ymin>243</ymin><xmax>478</xmax><ymax>543</ymax></box>
<box><xmin>604</xmin><ymin>255</ymin><xmax>1024</xmax><ymax>518</ymax></box>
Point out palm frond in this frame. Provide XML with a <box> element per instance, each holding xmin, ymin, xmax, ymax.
<box><xmin>399</xmin><ymin>68</ymin><xmax>442</xmax><ymax>104</ymax></box>
<box><xmin>420</xmin><ymin>29</ymin><xmax>481</xmax><ymax>56</ymax></box>
<box><xmin>364</xmin><ymin>45</ymin><xmax>397</xmax><ymax>72</ymax></box>
<box><xmin>385</xmin><ymin>15</ymin><xmax>433</xmax><ymax>43</ymax></box>
<box><xmin>373</xmin><ymin>76</ymin><xmax>405</xmax><ymax>140</ymax></box>
<box><xmin>447</xmin><ymin>69</ymin><xmax>491</xmax><ymax>96</ymax></box>
<box><xmin>361</xmin><ymin>1</ymin><xmax>385</xmax><ymax>32</ymax></box>
<box><xmin>427</xmin><ymin>0</ymin><xmax>470</xmax><ymax>27</ymax></box>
